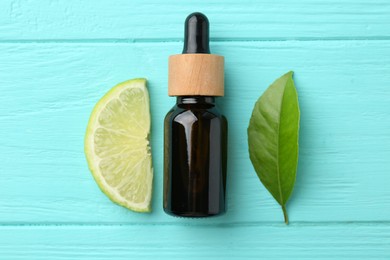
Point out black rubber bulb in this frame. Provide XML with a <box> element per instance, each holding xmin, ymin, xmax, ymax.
<box><xmin>182</xmin><ymin>12</ymin><xmax>210</xmax><ymax>54</ymax></box>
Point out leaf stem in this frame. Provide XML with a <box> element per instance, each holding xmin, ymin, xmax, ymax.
<box><xmin>282</xmin><ymin>205</ymin><xmax>289</xmax><ymax>225</ymax></box>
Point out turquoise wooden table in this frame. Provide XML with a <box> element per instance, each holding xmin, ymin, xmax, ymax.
<box><xmin>1</xmin><ymin>0</ymin><xmax>390</xmax><ymax>259</ymax></box>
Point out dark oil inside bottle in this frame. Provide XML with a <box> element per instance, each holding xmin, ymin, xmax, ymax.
<box><xmin>164</xmin><ymin>96</ymin><xmax>227</xmax><ymax>217</ymax></box>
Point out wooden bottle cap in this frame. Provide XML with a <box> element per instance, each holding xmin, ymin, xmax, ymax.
<box><xmin>168</xmin><ymin>53</ymin><xmax>224</xmax><ymax>96</ymax></box>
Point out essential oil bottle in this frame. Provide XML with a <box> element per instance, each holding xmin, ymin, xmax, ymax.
<box><xmin>163</xmin><ymin>12</ymin><xmax>228</xmax><ymax>217</ymax></box>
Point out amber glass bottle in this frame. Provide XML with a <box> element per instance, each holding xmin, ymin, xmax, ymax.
<box><xmin>163</xmin><ymin>13</ymin><xmax>228</xmax><ymax>217</ymax></box>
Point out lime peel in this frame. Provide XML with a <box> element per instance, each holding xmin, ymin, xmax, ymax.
<box><xmin>85</xmin><ymin>78</ymin><xmax>153</xmax><ymax>213</ymax></box>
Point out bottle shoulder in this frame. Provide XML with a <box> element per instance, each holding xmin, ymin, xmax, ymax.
<box><xmin>165</xmin><ymin>103</ymin><xmax>225</xmax><ymax>125</ymax></box>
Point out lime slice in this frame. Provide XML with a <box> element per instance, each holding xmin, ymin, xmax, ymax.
<box><xmin>84</xmin><ymin>78</ymin><xmax>153</xmax><ymax>212</ymax></box>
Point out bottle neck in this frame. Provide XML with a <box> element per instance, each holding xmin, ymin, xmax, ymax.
<box><xmin>176</xmin><ymin>96</ymin><xmax>215</xmax><ymax>105</ymax></box>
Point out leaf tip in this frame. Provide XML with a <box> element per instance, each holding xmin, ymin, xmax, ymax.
<box><xmin>282</xmin><ymin>205</ymin><xmax>289</xmax><ymax>225</ymax></box>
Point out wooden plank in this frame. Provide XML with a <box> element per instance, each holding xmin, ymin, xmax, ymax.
<box><xmin>0</xmin><ymin>224</ymin><xmax>389</xmax><ymax>259</ymax></box>
<box><xmin>0</xmin><ymin>0</ymin><xmax>389</xmax><ymax>40</ymax></box>
<box><xmin>0</xmin><ymin>40</ymin><xmax>389</xmax><ymax>223</ymax></box>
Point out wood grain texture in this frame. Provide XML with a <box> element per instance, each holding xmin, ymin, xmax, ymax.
<box><xmin>0</xmin><ymin>0</ymin><xmax>390</xmax><ymax>258</ymax></box>
<box><xmin>1</xmin><ymin>224</ymin><xmax>389</xmax><ymax>259</ymax></box>
<box><xmin>0</xmin><ymin>0</ymin><xmax>389</xmax><ymax>40</ymax></box>
<box><xmin>169</xmin><ymin>54</ymin><xmax>224</xmax><ymax>96</ymax></box>
<box><xmin>0</xmin><ymin>41</ymin><xmax>389</xmax><ymax>224</ymax></box>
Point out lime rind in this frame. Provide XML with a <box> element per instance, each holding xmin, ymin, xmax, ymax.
<box><xmin>84</xmin><ymin>78</ymin><xmax>153</xmax><ymax>213</ymax></box>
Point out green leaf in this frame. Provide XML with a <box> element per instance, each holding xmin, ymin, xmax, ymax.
<box><xmin>247</xmin><ymin>71</ymin><xmax>300</xmax><ymax>224</ymax></box>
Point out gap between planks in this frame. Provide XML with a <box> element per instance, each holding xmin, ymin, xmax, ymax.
<box><xmin>0</xmin><ymin>221</ymin><xmax>389</xmax><ymax>227</ymax></box>
<box><xmin>0</xmin><ymin>36</ymin><xmax>390</xmax><ymax>44</ymax></box>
